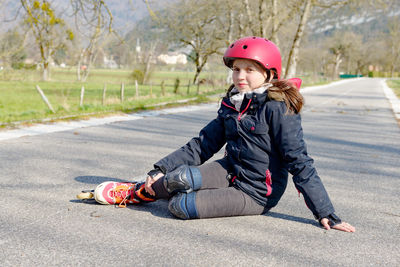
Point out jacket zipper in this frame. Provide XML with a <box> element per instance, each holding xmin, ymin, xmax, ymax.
<box><xmin>238</xmin><ymin>99</ymin><xmax>252</xmax><ymax>121</ymax></box>
<box><xmin>222</xmin><ymin>99</ymin><xmax>252</xmax><ymax>121</ymax></box>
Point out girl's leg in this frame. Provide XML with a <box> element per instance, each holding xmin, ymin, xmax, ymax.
<box><xmin>197</xmin><ymin>159</ymin><xmax>230</xmax><ymax>189</ymax></box>
<box><xmin>151</xmin><ymin>159</ymin><xmax>230</xmax><ymax>200</ymax></box>
<box><xmin>168</xmin><ymin>187</ymin><xmax>265</xmax><ymax>219</ymax></box>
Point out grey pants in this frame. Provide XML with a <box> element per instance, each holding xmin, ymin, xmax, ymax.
<box><xmin>153</xmin><ymin>160</ymin><xmax>265</xmax><ymax>219</ymax></box>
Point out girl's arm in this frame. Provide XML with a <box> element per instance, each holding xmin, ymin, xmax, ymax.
<box><xmin>267</xmin><ymin>101</ymin><xmax>355</xmax><ymax>232</ymax></box>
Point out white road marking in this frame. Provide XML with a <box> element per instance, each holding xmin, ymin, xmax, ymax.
<box><xmin>381</xmin><ymin>79</ymin><xmax>400</xmax><ymax>120</ymax></box>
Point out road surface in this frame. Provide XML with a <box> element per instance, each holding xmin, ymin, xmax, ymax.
<box><xmin>0</xmin><ymin>78</ymin><xmax>399</xmax><ymax>266</ymax></box>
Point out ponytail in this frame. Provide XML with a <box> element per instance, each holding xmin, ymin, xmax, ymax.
<box><xmin>268</xmin><ymin>80</ymin><xmax>304</xmax><ymax>114</ymax></box>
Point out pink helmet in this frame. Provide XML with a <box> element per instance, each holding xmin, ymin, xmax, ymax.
<box><xmin>223</xmin><ymin>36</ymin><xmax>282</xmax><ymax>79</ymax></box>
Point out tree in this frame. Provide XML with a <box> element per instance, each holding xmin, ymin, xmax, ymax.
<box><xmin>328</xmin><ymin>32</ymin><xmax>354</xmax><ymax>79</ymax></box>
<box><xmin>0</xmin><ymin>29</ymin><xmax>27</xmax><ymax>69</ymax></box>
<box><xmin>160</xmin><ymin>0</ymin><xmax>226</xmax><ymax>85</ymax></box>
<box><xmin>284</xmin><ymin>0</ymin><xmax>351</xmax><ymax>78</ymax></box>
<box><xmin>386</xmin><ymin>17</ymin><xmax>400</xmax><ymax>77</ymax></box>
<box><xmin>70</xmin><ymin>0</ymin><xmax>115</xmax><ymax>81</ymax></box>
<box><xmin>20</xmin><ymin>0</ymin><xmax>73</xmax><ymax>80</ymax></box>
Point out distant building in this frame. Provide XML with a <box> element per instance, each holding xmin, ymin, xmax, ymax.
<box><xmin>157</xmin><ymin>53</ymin><xmax>187</xmax><ymax>65</ymax></box>
<box><xmin>103</xmin><ymin>55</ymin><xmax>118</xmax><ymax>69</ymax></box>
<box><xmin>24</xmin><ymin>58</ymin><xmax>35</xmax><ymax>64</ymax></box>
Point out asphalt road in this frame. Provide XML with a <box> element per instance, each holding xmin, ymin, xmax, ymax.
<box><xmin>1</xmin><ymin>78</ymin><xmax>399</xmax><ymax>266</ymax></box>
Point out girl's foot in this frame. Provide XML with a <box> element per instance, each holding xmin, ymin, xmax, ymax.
<box><xmin>94</xmin><ymin>181</ymin><xmax>155</xmax><ymax>208</ymax></box>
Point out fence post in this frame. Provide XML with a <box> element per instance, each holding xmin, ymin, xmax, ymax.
<box><xmin>120</xmin><ymin>82</ymin><xmax>124</xmax><ymax>103</ymax></box>
<box><xmin>161</xmin><ymin>80</ymin><xmax>165</xmax><ymax>96</ymax></box>
<box><xmin>150</xmin><ymin>82</ymin><xmax>153</xmax><ymax>97</ymax></box>
<box><xmin>80</xmin><ymin>85</ymin><xmax>85</xmax><ymax>107</ymax></box>
<box><xmin>135</xmin><ymin>80</ymin><xmax>139</xmax><ymax>98</ymax></box>
<box><xmin>187</xmin><ymin>80</ymin><xmax>191</xmax><ymax>94</ymax></box>
<box><xmin>35</xmin><ymin>85</ymin><xmax>55</xmax><ymax>113</ymax></box>
<box><xmin>102</xmin><ymin>83</ymin><xmax>107</xmax><ymax>105</ymax></box>
<box><xmin>174</xmin><ymin>78</ymin><xmax>180</xmax><ymax>94</ymax></box>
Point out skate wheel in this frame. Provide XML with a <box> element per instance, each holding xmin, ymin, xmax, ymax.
<box><xmin>77</xmin><ymin>192</ymin><xmax>94</xmax><ymax>200</ymax></box>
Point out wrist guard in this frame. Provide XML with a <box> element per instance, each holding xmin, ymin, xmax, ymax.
<box><xmin>147</xmin><ymin>168</ymin><xmax>163</xmax><ymax>178</ymax></box>
<box><xmin>319</xmin><ymin>213</ymin><xmax>342</xmax><ymax>227</ymax></box>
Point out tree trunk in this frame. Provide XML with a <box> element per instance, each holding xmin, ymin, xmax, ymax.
<box><xmin>143</xmin><ymin>42</ymin><xmax>157</xmax><ymax>83</ymax></box>
<box><xmin>270</xmin><ymin>0</ymin><xmax>279</xmax><ymax>46</ymax></box>
<box><xmin>333</xmin><ymin>53</ymin><xmax>342</xmax><ymax>80</ymax></box>
<box><xmin>42</xmin><ymin>64</ymin><xmax>48</xmax><ymax>81</ymax></box>
<box><xmin>390</xmin><ymin>45</ymin><xmax>398</xmax><ymax>78</ymax></box>
<box><xmin>82</xmin><ymin>49</ymin><xmax>95</xmax><ymax>82</ymax></box>
<box><xmin>285</xmin><ymin>0</ymin><xmax>312</xmax><ymax>78</ymax></box>
<box><xmin>193</xmin><ymin>55</ymin><xmax>208</xmax><ymax>85</ymax></box>
<box><xmin>228</xmin><ymin>9</ymin><xmax>234</xmax><ymax>43</ymax></box>
<box><xmin>238</xmin><ymin>13</ymin><xmax>244</xmax><ymax>37</ymax></box>
<box><xmin>193</xmin><ymin>67</ymin><xmax>201</xmax><ymax>85</ymax></box>
<box><xmin>76</xmin><ymin>50</ymin><xmax>84</xmax><ymax>81</ymax></box>
<box><xmin>258</xmin><ymin>0</ymin><xmax>266</xmax><ymax>37</ymax></box>
<box><xmin>244</xmin><ymin>0</ymin><xmax>254</xmax><ymax>35</ymax></box>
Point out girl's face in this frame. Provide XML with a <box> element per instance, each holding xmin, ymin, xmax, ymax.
<box><xmin>232</xmin><ymin>59</ymin><xmax>267</xmax><ymax>93</ymax></box>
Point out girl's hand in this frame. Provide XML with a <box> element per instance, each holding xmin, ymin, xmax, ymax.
<box><xmin>145</xmin><ymin>172</ymin><xmax>164</xmax><ymax>196</ymax></box>
<box><xmin>320</xmin><ymin>218</ymin><xmax>356</xmax><ymax>232</ymax></box>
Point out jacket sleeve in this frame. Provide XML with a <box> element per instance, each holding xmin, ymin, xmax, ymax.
<box><xmin>153</xmin><ymin>113</ymin><xmax>226</xmax><ymax>173</ymax></box>
<box><xmin>266</xmin><ymin>101</ymin><xmax>335</xmax><ymax>220</ymax></box>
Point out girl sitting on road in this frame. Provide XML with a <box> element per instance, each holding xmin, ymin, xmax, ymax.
<box><xmin>91</xmin><ymin>36</ymin><xmax>355</xmax><ymax>232</ymax></box>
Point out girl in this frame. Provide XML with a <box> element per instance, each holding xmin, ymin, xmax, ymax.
<box><xmin>92</xmin><ymin>37</ymin><xmax>355</xmax><ymax>232</ymax></box>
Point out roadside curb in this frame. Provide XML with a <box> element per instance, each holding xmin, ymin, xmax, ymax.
<box><xmin>381</xmin><ymin>79</ymin><xmax>400</xmax><ymax>120</ymax></box>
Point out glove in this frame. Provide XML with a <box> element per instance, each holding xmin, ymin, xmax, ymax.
<box><xmin>319</xmin><ymin>213</ymin><xmax>342</xmax><ymax>227</ymax></box>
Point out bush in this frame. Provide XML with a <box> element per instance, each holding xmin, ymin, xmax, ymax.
<box><xmin>368</xmin><ymin>71</ymin><xmax>400</xmax><ymax>78</ymax></box>
<box><xmin>131</xmin><ymin>69</ymin><xmax>144</xmax><ymax>84</ymax></box>
<box><xmin>11</xmin><ymin>62</ymin><xmax>36</xmax><ymax>70</ymax></box>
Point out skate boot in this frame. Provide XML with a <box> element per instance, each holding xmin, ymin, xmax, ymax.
<box><xmin>93</xmin><ymin>181</ymin><xmax>155</xmax><ymax>208</ymax></box>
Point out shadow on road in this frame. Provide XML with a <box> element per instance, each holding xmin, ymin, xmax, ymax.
<box><xmin>74</xmin><ymin>175</ymin><xmax>129</xmax><ymax>185</ymax></box>
<box><xmin>70</xmin><ymin>198</ymin><xmax>173</xmax><ymax>219</ymax></box>
<box><xmin>265</xmin><ymin>211</ymin><xmax>320</xmax><ymax>228</ymax></box>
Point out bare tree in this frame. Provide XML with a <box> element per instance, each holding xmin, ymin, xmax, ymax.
<box><xmin>20</xmin><ymin>0</ymin><xmax>73</xmax><ymax>80</ymax></box>
<box><xmin>160</xmin><ymin>0</ymin><xmax>226</xmax><ymax>85</ymax></box>
<box><xmin>328</xmin><ymin>32</ymin><xmax>354</xmax><ymax>79</ymax></box>
<box><xmin>70</xmin><ymin>0</ymin><xmax>115</xmax><ymax>81</ymax></box>
<box><xmin>0</xmin><ymin>29</ymin><xmax>28</xmax><ymax>68</ymax></box>
<box><xmin>285</xmin><ymin>0</ymin><xmax>350</xmax><ymax>78</ymax></box>
<box><xmin>386</xmin><ymin>17</ymin><xmax>400</xmax><ymax>77</ymax></box>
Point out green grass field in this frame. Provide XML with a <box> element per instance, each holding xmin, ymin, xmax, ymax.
<box><xmin>0</xmin><ymin>68</ymin><xmax>227</xmax><ymax>128</ymax></box>
<box><xmin>387</xmin><ymin>79</ymin><xmax>400</xmax><ymax>98</ymax></box>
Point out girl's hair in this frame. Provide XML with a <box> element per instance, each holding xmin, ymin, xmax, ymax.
<box><xmin>225</xmin><ymin>69</ymin><xmax>304</xmax><ymax>114</ymax></box>
<box><xmin>267</xmin><ymin>79</ymin><xmax>304</xmax><ymax>114</ymax></box>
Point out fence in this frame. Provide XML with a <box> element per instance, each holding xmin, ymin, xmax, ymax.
<box><xmin>33</xmin><ymin>78</ymin><xmax>227</xmax><ymax>115</ymax></box>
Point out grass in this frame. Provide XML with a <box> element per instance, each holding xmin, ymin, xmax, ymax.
<box><xmin>0</xmin><ymin>68</ymin><xmax>227</xmax><ymax>128</ymax></box>
<box><xmin>386</xmin><ymin>79</ymin><xmax>400</xmax><ymax>98</ymax></box>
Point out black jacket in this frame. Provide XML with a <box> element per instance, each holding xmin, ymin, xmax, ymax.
<box><xmin>153</xmin><ymin>90</ymin><xmax>335</xmax><ymax>220</ymax></box>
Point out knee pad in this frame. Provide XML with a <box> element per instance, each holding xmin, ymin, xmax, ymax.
<box><xmin>163</xmin><ymin>165</ymin><xmax>202</xmax><ymax>194</ymax></box>
<box><xmin>168</xmin><ymin>192</ymin><xmax>198</xmax><ymax>219</ymax></box>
